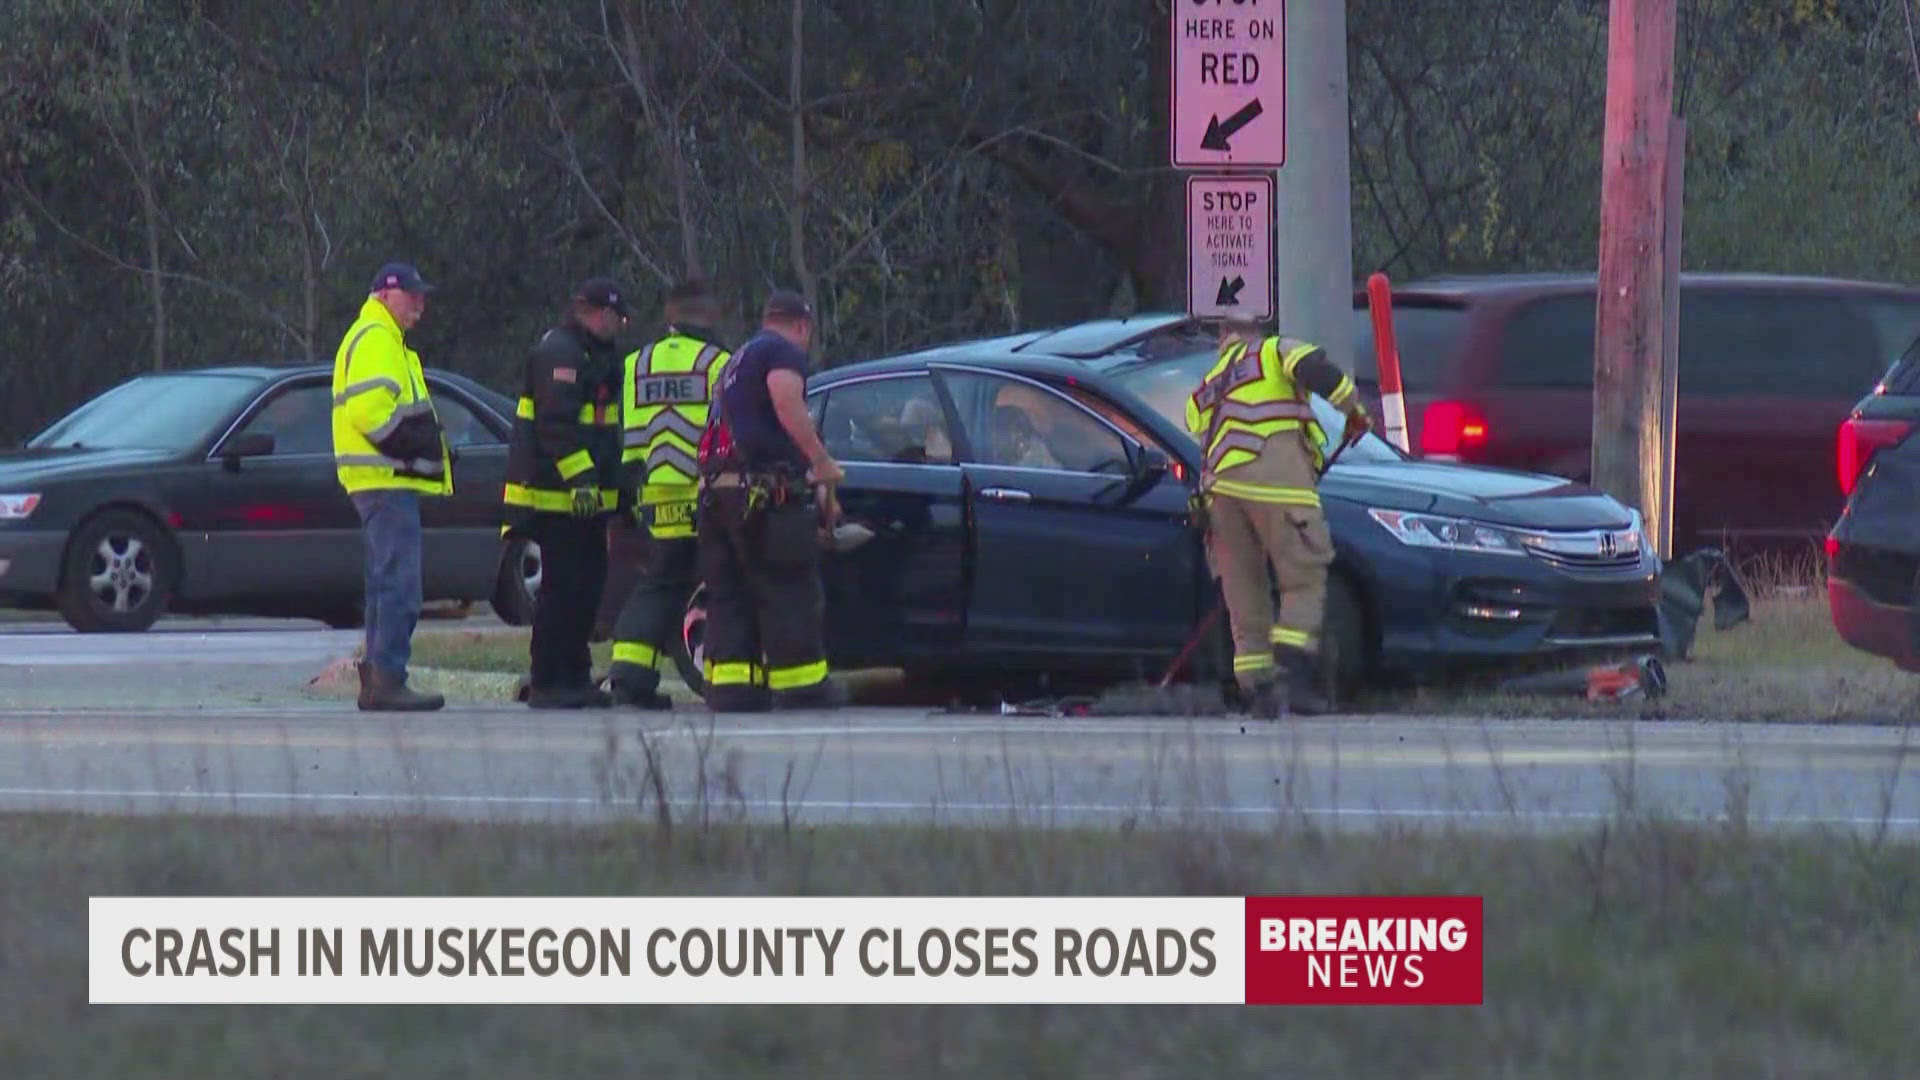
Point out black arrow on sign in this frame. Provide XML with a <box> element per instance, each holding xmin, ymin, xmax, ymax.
<box><xmin>1200</xmin><ymin>99</ymin><xmax>1265</xmax><ymax>152</ymax></box>
<box><xmin>1215</xmin><ymin>275</ymin><xmax>1246</xmax><ymax>307</ymax></box>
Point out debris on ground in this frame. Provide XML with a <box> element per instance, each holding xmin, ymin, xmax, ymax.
<box><xmin>1658</xmin><ymin>547</ymin><xmax>1750</xmax><ymax>660</ymax></box>
<box><xmin>1497</xmin><ymin>655</ymin><xmax>1668</xmax><ymax>703</ymax></box>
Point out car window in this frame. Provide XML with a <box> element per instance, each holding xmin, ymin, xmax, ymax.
<box><xmin>1497</xmin><ymin>295</ymin><xmax>1595</xmax><ymax>388</ymax></box>
<box><xmin>1058</xmin><ymin>384</ymin><xmax>1168</xmax><ymax>454</ymax></box>
<box><xmin>431</xmin><ymin>391</ymin><xmax>503</xmax><ymax>447</ymax></box>
<box><xmin>28</xmin><ymin>373</ymin><xmax>263</xmax><ymax>451</ymax></box>
<box><xmin>233</xmin><ymin>383</ymin><xmax>332</xmax><ymax>455</ymax></box>
<box><xmin>817</xmin><ymin>375</ymin><xmax>954</xmax><ymax>465</ymax></box>
<box><xmin>1107</xmin><ymin>350</ymin><xmax>1404</xmax><ymax>465</ymax></box>
<box><xmin>1678</xmin><ymin>290</ymin><xmax>1881</xmax><ymax>397</ymax></box>
<box><xmin>942</xmin><ymin>371</ymin><xmax>1130</xmax><ymax>475</ymax></box>
<box><xmin>1349</xmin><ymin>301</ymin><xmax>1471</xmax><ymax>391</ymax></box>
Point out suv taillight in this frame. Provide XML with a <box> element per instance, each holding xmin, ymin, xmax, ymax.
<box><xmin>1837</xmin><ymin>416</ymin><xmax>1913</xmax><ymax>496</ymax></box>
<box><xmin>1419</xmin><ymin>400</ymin><xmax>1489</xmax><ymax>458</ymax></box>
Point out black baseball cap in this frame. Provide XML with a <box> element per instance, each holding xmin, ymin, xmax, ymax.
<box><xmin>370</xmin><ymin>262</ymin><xmax>434</xmax><ymax>294</ymax></box>
<box><xmin>762</xmin><ymin>289</ymin><xmax>814</xmax><ymax>321</ymax></box>
<box><xmin>573</xmin><ymin>277</ymin><xmax>631</xmax><ymax>317</ymax></box>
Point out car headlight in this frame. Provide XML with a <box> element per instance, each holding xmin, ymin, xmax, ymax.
<box><xmin>1367</xmin><ymin>508</ymin><xmax>1524</xmax><ymax>556</ymax></box>
<box><xmin>0</xmin><ymin>494</ymin><xmax>41</xmax><ymax>520</ymax></box>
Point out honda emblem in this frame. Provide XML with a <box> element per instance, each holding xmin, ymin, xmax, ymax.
<box><xmin>1598</xmin><ymin>532</ymin><xmax>1618</xmax><ymax>559</ymax></box>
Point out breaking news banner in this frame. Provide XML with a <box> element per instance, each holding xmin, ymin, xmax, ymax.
<box><xmin>89</xmin><ymin>895</ymin><xmax>1482</xmax><ymax>1006</ymax></box>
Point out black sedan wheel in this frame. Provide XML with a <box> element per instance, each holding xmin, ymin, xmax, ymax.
<box><xmin>57</xmin><ymin>508</ymin><xmax>176</xmax><ymax>633</ymax></box>
<box><xmin>490</xmin><ymin>537</ymin><xmax>541</xmax><ymax>626</ymax></box>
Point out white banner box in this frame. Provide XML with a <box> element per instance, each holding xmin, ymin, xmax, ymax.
<box><xmin>91</xmin><ymin>896</ymin><xmax>1247</xmax><ymax>1006</ymax></box>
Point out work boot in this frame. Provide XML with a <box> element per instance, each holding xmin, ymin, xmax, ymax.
<box><xmin>1278</xmin><ymin>647</ymin><xmax>1332</xmax><ymax>716</ymax></box>
<box><xmin>526</xmin><ymin>684</ymin><xmax>614</xmax><ymax>709</ymax></box>
<box><xmin>1240</xmin><ymin>676</ymin><xmax>1288</xmax><ymax>721</ymax></box>
<box><xmin>610</xmin><ymin>680</ymin><xmax>674</xmax><ymax>710</ymax></box>
<box><xmin>359</xmin><ymin>664</ymin><xmax>445</xmax><ymax>712</ymax></box>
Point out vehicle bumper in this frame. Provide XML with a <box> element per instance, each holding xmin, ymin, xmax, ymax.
<box><xmin>1373</xmin><ymin>548</ymin><xmax>1663</xmax><ymax>674</ymax></box>
<box><xmin>0</xmin><ymin>529</ymin><xmax>67</xmax><ymax>605</ymax></box>
<box><xmin>1827</xmin><ymin>574</ymin><xmax>1919</xmax><ymax>671</ymax></box>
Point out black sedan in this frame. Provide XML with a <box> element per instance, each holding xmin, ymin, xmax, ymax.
<box><xmin>0</xmin><ymin>364</ymin><xmax>534</xmax><ymax>632</ymax></box>
<box><xmin>673</xmin><ymin>314</ymin><xmax>1663</xmax><ymax>701</ymax></box>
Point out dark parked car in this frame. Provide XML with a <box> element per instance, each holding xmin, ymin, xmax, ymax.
<box><xmin>1827</xmin><ymin>334</ymin><xmax>1920</xmax><ymax>670</ymax></box>
<box><xmin>669</xmin><ymin>314</ymin><xmax>1664</xmax><ymax>701</ymax></box>
<box><xmin>1348</xmin><ymin>273</ymin><xmax>1920</xmax><ymax>555</ymax></box>
<box><xmin>0</xmin><ymin>364</ymin><xmax>530</xmax><ymax>632</ymax></box>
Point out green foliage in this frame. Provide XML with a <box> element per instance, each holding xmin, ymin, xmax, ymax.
<box><xmin>1</xmin><ymin>0</ymin><xmax>1917</xmax><ymax>441</ymax></box>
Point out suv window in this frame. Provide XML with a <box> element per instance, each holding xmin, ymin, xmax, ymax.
<box><xmin>1491</xmin><ymin>288</ymin><xmax>1889</xmax><ymax>398</ymax></box>
<box><xmin>1678</xmin><ymin>290</ymin><xmax>1881</xmax><ymax>396</ymax></box>
<box><xmin>1862</xmin><ymin>297</ymin><xmax>1920</xmax><ymax>369</ymax></box>
<box><xmin>1497</xmin><ymin>294</ymin><xmax>1595</xmax><ymax>388</ymax></box>
<box><xmin>1349</xmin><ymin>302</ymin><xmax>1470</xmax><ymax>391</ymax></box>
<box><xmin>817</xmin><ymin>374</ymin><xmax>954</xmax><ymax>464</ymax></box>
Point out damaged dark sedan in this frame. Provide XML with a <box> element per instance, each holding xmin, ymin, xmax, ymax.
<box><xmin>670</xmin><ymin>315</ymin><xmax>1663</xmax><ymax>702</ymax></box>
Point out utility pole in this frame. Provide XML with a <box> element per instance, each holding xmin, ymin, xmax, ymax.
<box><xmin>1273</xmin><ymin>0</ymin><xmax>1355</xmax><ymax>371</ymax></box>
<box><xmin>1592</xmin><ymin>0</ymin><xmax>1678</xmax><ymax>536</ymax></box>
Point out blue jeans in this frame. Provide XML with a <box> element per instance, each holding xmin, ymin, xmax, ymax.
<box><xmin>351</xmin><ymin>490</ymin><xmax>423</xmax><ymax>679</ymax></box>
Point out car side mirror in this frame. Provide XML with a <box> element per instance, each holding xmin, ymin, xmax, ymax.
<box><xmin>1133</xmin><ymin>446</ymin><xmax>1171</xmax><ymax>484</ymax></box>
<box><xmin>220</xmin><ymin>431</ymin><xmax>275</xmax><ymax>470</ymax></box>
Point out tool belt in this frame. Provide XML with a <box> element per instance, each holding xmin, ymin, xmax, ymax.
<box><xmin>705</xmin><ymin>467</ymin><xmax>814</xmax><ymax>521</ymax></box>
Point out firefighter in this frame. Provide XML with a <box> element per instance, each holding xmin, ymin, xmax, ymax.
<box><xmin>606</xmin><ymin>280</ymin><xmax>732</xmax><ymax>709</ymax></box>
<box><xmin>1186</xmin><ymin>318</ymin><xmax>1371</xmax><ymax>717</ymax></box>
<box><xmin>502</xmin><ymin>278</ymin><xmax>631</xmax><ymax>709</ymax></box>
<box><xmin>330</xmin><ymin>261</ymin><xmax>449</xmax><ymax>712</ymax></box>
<box><xmin>695</xmin><ymin>290</ymin><xmax>845</xmax><ymax>712</ymax></box>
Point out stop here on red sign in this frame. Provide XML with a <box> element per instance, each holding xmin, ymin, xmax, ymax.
<box><xmin>1243</xmin><ymin>896</ymin><xmax>1483</xmax><ymax>1005</ymax></box>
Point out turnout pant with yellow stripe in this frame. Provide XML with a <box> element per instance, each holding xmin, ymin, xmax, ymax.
<box><xmin>696</xmin><ymin>482</ymin><xmax>832</xmax><ymax>711</ymax></box>
<box><xmin>1203</xmin><ymin>442</ymin><xmax>1335</xmax><ymax>692</ymax></box>
<box><xmin>607</xmin><ymin>534</ymin><xmax>699</xmax><ymax>699</ymax></box>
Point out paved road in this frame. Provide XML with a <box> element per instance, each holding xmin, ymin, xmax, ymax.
<box><xmin>0</xmin><ymin>704</ymin><xmax>1914</xmax><ymax>833</ymax></box>
<box><xmin>2</xmin><ymin>618</ymin><xmax>1915</xmax><ymax>834</ymax></box>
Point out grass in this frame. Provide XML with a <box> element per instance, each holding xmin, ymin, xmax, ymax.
<box><xmin>1375</xmin><ymin>594</ymin><xmax>1919</xmax><ymax>723</ymax></box>
<box><xmin>5</xmin><ymin>809</ymin><xmax>1917</xmax><ymax>1078</ymax></box>
<box><xmin>402</xmin><ymin>592</ymin><xmax>1916</xmax><ymax>721</ymax></box>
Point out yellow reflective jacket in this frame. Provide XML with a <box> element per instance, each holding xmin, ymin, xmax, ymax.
<box><xmin>1185</xmin><ymin>335</ymin><xmax>1358</xmax><ymax>507</ymax></box>
<box><xmin>621</xmin><ymin>328</ymin><xmax>731</xmax><ymax>539</ymax></box>
<box><xmin>330</xmin><ymin>296</ymin><xmax>452</xmax><ymax>496</ymax></box>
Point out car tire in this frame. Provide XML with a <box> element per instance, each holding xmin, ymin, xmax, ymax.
<box><xmin>1319</xmin><ymin>571</ymin><xmax>1370</xmax><ymax>709</ymax></box>
<box><xmin>490</xmin><ymin>537</ymin><xmax>540</xmax><ymax>626</ymax></box>
<box><xmin>56</xmin><ymin>508</ymin><xmax>176</xmax><ymax>633</ymax></box>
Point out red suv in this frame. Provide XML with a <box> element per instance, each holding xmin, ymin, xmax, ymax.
<box><xmin>1349</xmin><ymin>273</ymin><xmax>1920</xmax><ymax>556</ymax></box>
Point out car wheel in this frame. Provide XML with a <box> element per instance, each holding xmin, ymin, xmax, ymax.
<box><xmin>1319</xmin><ymin>571</ymin><xmax>1370</xmax><ymax>709</ymax></box>
<box><xmin>676</xmin><ymin>582</ymin><xmax>708</xmax><ymax>697</ymax></box>
<box><xmin>490</xmin><ymin>537</ymin><xmax>541</xmax><ymax>626</ymax></box>
<box><xmin>57</xmin><ymin>508</ymin><xmax>176</xmax><ymax>633</ymax></box>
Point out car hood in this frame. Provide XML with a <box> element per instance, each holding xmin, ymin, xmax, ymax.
<box><xmin>0</xmin><ymin>447</ymin><xmax>178</xmax><ymax>488</ymax></box>
<box><xmin>1323</xmin><ymin>460</ymin><xmax>1634</xmax><ymax>530</ymax></box>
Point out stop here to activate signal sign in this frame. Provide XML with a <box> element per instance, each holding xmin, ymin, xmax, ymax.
<box><xmin>1188</xmin><ymin>175</ymin><xmax>1274</xmax><ymax>322</ymax></box>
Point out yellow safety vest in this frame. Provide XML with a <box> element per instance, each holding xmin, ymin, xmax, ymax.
<box><xmin>1185</xmin><ymin>336</ymin><xmax>1351</xmax><ymax>507</ymax></box>
<box><xmin>330</xmin><ymin>296</ymin><xmax>451</xmax><ymax>497</ymax></box>
<box><xmin>621</xmin><ymin>332</ymin><xmax>729</xmax><ymax>539</ymax></box>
